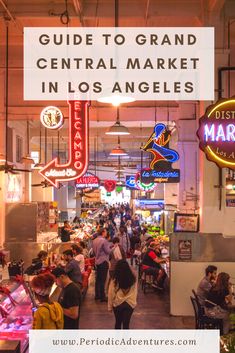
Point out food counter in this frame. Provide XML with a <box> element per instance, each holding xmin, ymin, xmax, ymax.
<box><xmin>0</xmin><ymin>280</ymin><xmax>33</xmax><ymax>353</ymax></box>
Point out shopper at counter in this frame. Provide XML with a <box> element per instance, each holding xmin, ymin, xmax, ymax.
<box><xmin>196</xmin><ymin>265</ymin><xmax>217</xmax><ymax>305</ymax></box>
<box><xmin>63</xmin><ymin>250</ymin><xmax>82</xmax><ymax>287</ymax></box>
<box><xmin>52</xmin><ymin>267</ymin><xmax>81</xmax><ymax>329</ymax></box>
<box><xmin>31</xmin><ymin>273</ymin><xmax>64</xmax><ymax>329</ymax></box>
<box><xmin>71</xmin><ymin>244</ymin><xmax>85</xmax><ymax>273</ymax></box>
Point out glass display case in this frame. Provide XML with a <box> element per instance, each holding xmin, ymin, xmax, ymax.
<box><xmin>0</xmin><ymin>280</ymin><xmax>33</xmax><ymax>353</ymax></box>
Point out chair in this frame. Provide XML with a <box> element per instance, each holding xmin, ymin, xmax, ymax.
<box><xmin>140</xmin><ymin>265</ymin><xmax>157</xmax><ymax>294</ymax></box>
<box><xmin>190</xmin><ymin>296</ymin><xmax>223</xmax><ymax>333</ymax></box>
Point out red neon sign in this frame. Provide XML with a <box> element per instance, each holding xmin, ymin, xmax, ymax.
<box><xmin>75</xmin><ymin>172</ymin><xmax>100</xmax><ymax>189</ymax></box>
<box><xmin>39</xmin><ymin>101</ymin><xmax>89</xmax><ymax>187</ymax></box>
<box><xmin>104</xmin><ymin>180</ymin><xmax>116</xmax><ymax>192</ymax></box>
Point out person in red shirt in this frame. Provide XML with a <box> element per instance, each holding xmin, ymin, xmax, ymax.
<box><xmin>142</xmin><ymin>241</ymin><xmax>167</xmax><ymax>289</ymax></box>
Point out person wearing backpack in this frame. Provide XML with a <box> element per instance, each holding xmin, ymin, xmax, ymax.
<box><xmin>31</xmin><ymin>273</ymin><xmax>63</xmax><ymax>329</ymax></box>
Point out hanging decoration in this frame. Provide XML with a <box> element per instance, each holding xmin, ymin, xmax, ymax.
<box><xmin>197</xmin><ymin>98</ymin><xmax>235</xmax><ymax>170</ymax></box>
<box><xmin>103</xmin><ymin>180</ymin><xmax>116</xmax><ymax>192</ymax></box>
<box><xmin>40</xmin><ymin>106</ymin><xmax>64</xmax><ymax>130</ymax></box>
<box><xmin>135</xmin><ymin>171</ymin><xmax>156</xmax><ymax>192</ymax></box>
<box><xmin>39</xmin><ymin>101</ymin><xmax>89</xmax><ymax>187</ymax></box>
<box><xmin>141</xmin><ymin>123</ymin><xmax>180</xmax><ymax>183</ymax></box>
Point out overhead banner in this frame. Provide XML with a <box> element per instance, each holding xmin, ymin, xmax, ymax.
<box><xmin>197</xmin><ymin>98</ymin><xmax>235</xmax><ymax>170</ymax></box>
<box><xmin>24</xmin><ymin>27</ymin><xmax>214</xmax><ymax>100</ymax></box>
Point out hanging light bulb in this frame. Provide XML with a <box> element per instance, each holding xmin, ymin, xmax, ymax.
<box><xmin>109</xmin><ymin>146</ymin><xmax>128</xmax><ymax>156</ymax></box>
<box><xmin>98</xmin><ymin>95</ymin><xmax>135</xmax><ymax>107</ymax></box>
<box><xmin>106</xmin><ymin>107</ymin><xmax>130</xmax><ymax>135</ymax></box>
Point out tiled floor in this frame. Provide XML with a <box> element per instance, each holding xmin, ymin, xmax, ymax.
<box><xmin>79</xmin><ymin>272</ymin><xmax>194</xmax><ymax>330</ymax></box>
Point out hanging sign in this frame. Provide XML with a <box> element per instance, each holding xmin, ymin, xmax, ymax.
<box><xmin>75</xmin><ymin>172</ymin><xmax>100</xmax><ymax>189</ymax></box>
<box><xmin>142</xmin><ymin>123</ymin><xmax>180</xmax><ymax>183</ymax></box>
<box><xmin>125</xmin><ymin>175</ymin><xmax>138</xmax><ymax>190</ymax></box>
<box><xmin>135</xmin><ymin>172</ymin><xmax>157</xmax><ymax>192</ymax></box>
<box><xmin>40</xmin><ymin>106</ymin><xmax>64</xmax><ymax>129</ymax></box>
<box><xmin>125</xmin><ymin>174</ymin><xmax>157</xmax><ymax>192</ymax></box>
<box><xmin>104</xmin><ymin>180</ymin><xmax>116</xmax><ymax>192</ymax></box>
<box><xmin>140</xmin><ymin>168</ymin><xmax>180</xmax><ymax>184</ymax></box>
<box><xmin>39</xmin><ymin>101</ymin><xmax>89</xmax><ymax>187</ymax></box>
<box><xmin>197</xmin><ymin>98</ymin><xmax>235</xmax><ymax>170</ymax></box>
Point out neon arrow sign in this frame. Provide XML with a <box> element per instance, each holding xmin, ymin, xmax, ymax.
<box><xmin>39</xmin><ymin>101</ymin><xmax>89</xmax><ymax>187</ymax></box>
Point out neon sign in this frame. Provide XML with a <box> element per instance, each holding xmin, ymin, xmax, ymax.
<box><xmin>197</xmin><ymin>98</ymin><xmax>235</xmax><ymax>170</ymax></box>
<box><xmin>135</xmin><ymin>172</ymin><xmax>157</xmax><ymax>192</ymax></box>
<box><xmin>142</xmin><ymin>123</ymin><xmax>179</xmax><ymax>169</ymax></box>
<box><xmin>39</xmin><ymin>101</ymin><xmax>89</xmax><ymax>187</ymax></box>
<box><xmin>142</xmin><ymin>123</ymin><xmax>180</xmax><ymax>183</ymax></box>
<box><xmin>103</xmin><ymin>180</ymin><xmax>116</xmax><ymax>192</ymax></box>
<box><xmin>40</xmin><ymin>106</ymin><xmax>64</xmax><ymax>130</ymax></box>
<box><xmin>75</xmin><ymin>172</ymin><xmax>100</xmax><ymax>189</ymax></box>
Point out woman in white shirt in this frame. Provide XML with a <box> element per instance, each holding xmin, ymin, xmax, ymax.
<box><xmin>108</xmin><ymin>259</ymin><xmax>137</xmax><ymax>329</ymax></box>
<box><xmin>71</xmin><ymin>244</ymin><xmax>85</xmax><ymax>273</ymax></box>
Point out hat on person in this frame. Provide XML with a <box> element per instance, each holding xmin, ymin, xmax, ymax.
<box><xmin>51</xmin><ymin>267</ymin><xmax>67</xmax><ymax>278</ymax></box>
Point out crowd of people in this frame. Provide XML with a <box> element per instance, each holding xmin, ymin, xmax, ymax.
<box><xmin>26</xmin><ymin>203</ymin><xmax>169</xmax><ymax>330</ymax></box>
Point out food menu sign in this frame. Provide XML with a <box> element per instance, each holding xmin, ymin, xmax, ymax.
<box><xmin>197</xmin><ymin>98</ymin><xmax>235</xmax><ymax>170</ymax></box>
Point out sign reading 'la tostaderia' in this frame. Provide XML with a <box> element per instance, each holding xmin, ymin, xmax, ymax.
<box><xmin>197</xmin><ymin>98</ymin><xmax>235</xmax><ymax>170</ymax></box>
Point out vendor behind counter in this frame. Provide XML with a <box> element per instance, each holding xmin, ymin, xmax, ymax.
<box><xmin>24</xmin><ymin>250</ymin><xmax>48</xmax><ymax>275</ymax></box>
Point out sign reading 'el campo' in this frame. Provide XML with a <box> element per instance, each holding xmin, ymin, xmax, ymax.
<box><xmin>39</xmin><ymin>101</ymin><xmax>89</xmax><ymax>187</ymax></box>
<box><xmin>24</xmin><ymin>27</ymin><xmax>214</xmax><ymax>101</ymax></box>
<box><xmin>197</xmin><ymin>98</ymin><xmax>235</xmax><ymax>170</ymax></box>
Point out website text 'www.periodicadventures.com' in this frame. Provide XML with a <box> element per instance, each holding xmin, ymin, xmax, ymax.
<box><xmin>52</xmin><ymin>337</ymin><xmax>197</xmax><ymax>347</ymax></box>
<box><xmin>29</xmin><ymin>330</ymin><xmax>219</xmax><ymax>353</ymax></box>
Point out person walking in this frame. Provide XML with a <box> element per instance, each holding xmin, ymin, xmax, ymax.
<box><xmin>92</xmin><ymin>228</ymin><xmax>112</xmax><ymax>302</ymax></box>
<box><xmin>109</xmin><ymin>237</ymin><xmax>126</xmax><ymax>279</ymax></box>
<box><xmin>108</xmin><ymin>260</ymin><xmax>137</xmax><ymax>329</ymax></box>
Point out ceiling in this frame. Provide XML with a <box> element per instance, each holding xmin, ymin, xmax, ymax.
<box><xmin>0</xmin><ymin>0</ymin><xmax>235</xmax><ymax>171</ymax></box>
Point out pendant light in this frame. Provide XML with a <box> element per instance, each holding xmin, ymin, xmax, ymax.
<box><xmin>110</xmin><ymin>136</ymin><xmax>128</xmax><ymax>156</ymax></box>
<box><xmin>21</xmin><ymin>120</ymin><xmax>34</xmax><ymax>164</ymax></box>
<box><xmin>97</xmin><ymin>0</ymin><xmax>135</xmax><ymax>106</ymax></box>
<box><xmin>105</xmin><ymin>107</ymin><xmax>130</xmax><ymax>135</ymax></box>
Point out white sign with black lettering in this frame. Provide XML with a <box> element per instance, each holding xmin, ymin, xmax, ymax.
<box><xmin>24</xmin><ymin>27</ymin><xmax>214</xmax><ymax>100</ymax></box>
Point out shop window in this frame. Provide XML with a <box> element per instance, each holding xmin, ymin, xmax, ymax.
<box><xmin>30</xmin><ymin>151</ymin><xmax>39</xmax><ymax>165</ymax></box>
<box><xmin>16</xmin><ymin>135</ymin><xmax>23</xmax><ymax>163</ymax></box>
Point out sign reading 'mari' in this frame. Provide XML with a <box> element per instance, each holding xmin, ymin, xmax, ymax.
<box><xmin>197</xmin><ymin>98</ymin><xmax>235</xmax><ymax>170</ymax></box>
